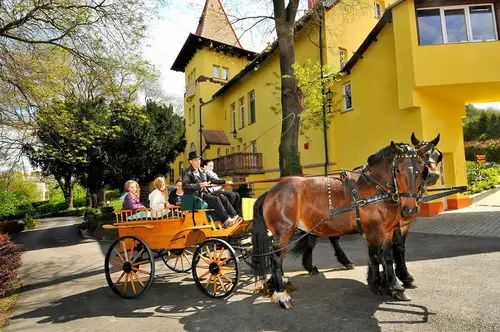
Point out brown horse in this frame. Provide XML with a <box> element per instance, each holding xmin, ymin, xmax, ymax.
<box><xmin>251</xmin><ymin>141</ymin><xmax>432</xmax><ymax>309</ymax></box>
<box><xmin>292</xmin><ymin>133</ymin><xmax>442</xmax><ymax>291</ymax></box>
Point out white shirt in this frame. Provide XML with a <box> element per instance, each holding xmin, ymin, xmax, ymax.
<box><xmin>148</xmin><ymin>189</ymin><xmax>168</xmax><ymax>217</ymax></box>
<box><xmin>206</xmin><ymin>169</ymin><xmax>222</xmax><ymax>192</ymax></box>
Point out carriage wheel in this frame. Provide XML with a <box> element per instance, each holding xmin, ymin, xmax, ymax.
<box><xmin>192</xmin><ymin>238</ymin><xmax>239</xmax><ymax>298</ymax></box>
<box><xmin>104</xmin><ymin>235</ymin><xmax>155</xmax><ymax>299</ymax></box>
<box><xmin>162</xmin><ymin>248</ymin><xmax>195</xmax><ymax>273</ymax></box>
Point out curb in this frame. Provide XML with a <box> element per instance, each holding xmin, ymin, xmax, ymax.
<box><xmin>470</xmin><ymin>185</ymin><xmax>500</xmax><ymax>205</ymax></box>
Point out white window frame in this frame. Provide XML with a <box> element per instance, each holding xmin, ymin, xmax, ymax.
<box><xmin>239</xmin><ymin>97</ymin><xmax>245</xmax><ymax>128</ymax></box>
<box><xmin>231</xmin><ymin>103</ymin><xmax>236</xmax><ymax>132</ymax></box>
<box><xmin>374</xmin><ymin>2</ymin><xmax>382</xmax><ymax>19</ymax></box>
<box><xmin>417</xmin><ymin>4</ymin><xmax>498</xmax><ymax>45</ymax></box>
<box><xmin>222</xmin><ymin>67</ymin><xmax>229</xmax><ymax>80</ymax></box>
<box><xmin>343</xmin><ymin>82</ymin><xmax>353</xmax><ymax>111</ymax></box>
<box><xmin>212</xmin><ymin>65</ymin><xmax>220</xmax><ymax>78</ymax></box>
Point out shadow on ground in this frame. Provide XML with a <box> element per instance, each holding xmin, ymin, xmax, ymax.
<box><xmin>9</xmin><ymin>272</ymin><xmax>433</xmax><ymax>331</ymax></box>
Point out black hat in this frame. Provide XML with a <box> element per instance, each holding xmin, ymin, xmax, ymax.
<box><xmin>188</xmin><ymin>151</ymin><xmax>201</xmax><ymax>160</ymax></box>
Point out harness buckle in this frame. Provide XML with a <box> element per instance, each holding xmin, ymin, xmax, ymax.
<box><xmin>357</xmin><ymin>199</ymin><xmax>367</xmax><ymax>207</ymax></box>
<box><xmin>392</xmin><ymin>193</ymin><xmax>400</xmax><ymax>203</ymax></box>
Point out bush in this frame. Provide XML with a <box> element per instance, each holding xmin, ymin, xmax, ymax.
<box><xmin>24</xmin><ymin>214</ymin><xmax>37</xmax><ymax>230</ymax></box>
<box><xmin>466</xmin><ymin>161</ymin><xmax>500</xmax><ymax>194</ymax></box>
<box><xmin>0</xmin><ymin>221</ymin><xmax>24</xmax><ymax>235</ymax></box>
<box><xmin>465</xmin><ymin>139</ymin><xmax>500</xmax><ymax>163</ymax></box>
<box><xmin>105</xmin><ymin>189</ymin><xmax>121</xmax><ymax>201</ymax></box>
<box><xmin>0</xmin><ymin>234</ymin><xmax>22</xmax><ymax>296</ymax></box>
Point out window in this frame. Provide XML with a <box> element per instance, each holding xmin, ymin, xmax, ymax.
<box><xmin>191</xmin><ymin>105</ymin><xmax>196</xmax><ymax>124</ymax></box>
<box><xmin>343</xmin><ymin>82</ymin><xmax>352</xmax><ymax>110</ymax></box>
<box><xmin>232</xmin><ymin>147</ymin><xmax>235</xmax><ymax>153</ymax></box>
<box><xmin>190</xmin><ymin>142</ymin><xmax>196</xmax><ymax>152</ymax></box>
<box><xmin>417</xmin><ymin>5</ymin><xmax>497</xmax><ymax>45</ymax></box>
<box><xmin>179</xmin><ymin>161</ymin><xmax>184</xmax><ymax>177</ymax></box>
<box><xmin>168</xmin><ymin>169</ymin><xmax>175</xmax><ymax>183</ymax></box>
<box><xmin>248</xmin><ymin>91</ymin><xmax>256</xmax><ymax>124</ymax></box>
<box><xmin>217</xmin><ymin>148</ymin><xmax>221</xmax><ymax>156</ymax></box>
<box><xmin>225</xmin><ymin>148</ymin><xmax>229</xmax><ymax>155</ymax></box>
<box><xmin>251</xmin><ymin>140</ymin><xmax>257</xmax><ymax>153</ymax></box>
<box><xmin>222</xmin><ymin>67</ymin><xmax>229</xmax><ymax>80</ymax></box>
<box><xmin>212</xmin><ymin>65</ymin><xmax>220</xmax><ymax>78</ymax></box>
<box><xmin>248</xmin><ymin>183</ymin><xmax>255</xmax><ymax>196</ymax></box>
<box><xmin>239</xmin><ymin>97</ymin><xmax>245</xmax><ymax>128</ymax></box>
<box><xmin>374</xmin><ymin>2</ymin><xmax>382</xmax><ymax>19</ymax></box>
<box><xmin>339</xmin><ymin>48</ymin><xmax>347</xmax><ymax>70</ymax></box>
<box><xmin>231</xmin><ymin>103</ymin><xmax>236</xmax><ymax>131</ymax></box>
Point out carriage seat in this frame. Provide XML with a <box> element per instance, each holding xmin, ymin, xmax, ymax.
<box><xmin>181</xmin><ymin>195</ymin><xmax>208</xmax><ymax>211</ymax></box>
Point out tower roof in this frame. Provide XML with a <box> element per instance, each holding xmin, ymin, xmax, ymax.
<box><xmin>195</xmin><ymin>0</ymin><xmax>242</xmax><ymax>48</ymax></box>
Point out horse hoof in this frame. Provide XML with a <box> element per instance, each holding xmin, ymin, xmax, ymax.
<box><xmin>392</xmin><ymin>291</ymin><xmax>411</xmax><ymax>301</ymax></box>
<box><xmin>309</xmin><ymin>267</ymin><xmax>319</xmax><ymax>275</ymax></box>
<box><xmin>403</xmin><ymin>281</ymin><xmax>417</xmax><ymax>289</ymax></box>
<box><xmin>279</xmin><ymin>299</ymin><xmax>295</xmax><ymax>309</ymax></box>
<box><xmin>344</xmin><ymin>263</ymin><xmax>355</xmax><ymax>270</ymax></box>
<box><xmin>285</xmin><ymin>281</ymin><xmax>296</xmax><ymax>293</ymax></box>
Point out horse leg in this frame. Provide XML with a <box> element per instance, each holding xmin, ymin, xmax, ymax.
<box><xmin>328</xmin><ymin>237</ymin><xmax>355</xmax><ymax>270</ymax></box>
<box><xmin>381</xmin><ymin>239</ymin><xmax>409</xmax><ymax>301</ymax></box>
<box><xmin>367</xmin><ymin>244</ymin><xmax>382</xmax><ymax>295</ymax></box>
<box><xmin>393</xmin><ymin>224</ymin><xmax>416</xmax><ymax>288</ymax></box>
<box><xmin>290</xmin><ymin>231</ymin><xmax>319</xmax><ymax>275</ymax></box>
<box><xmin>269</xmin><ymin>244</ymin><xmax>294</xmax><ymax>309</ymax></box>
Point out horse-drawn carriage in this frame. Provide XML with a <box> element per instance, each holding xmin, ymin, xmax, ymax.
<box><xmin>102</xmin><ymin>195</ymin><xmax>254</xmax><ymax>299</ymax></box>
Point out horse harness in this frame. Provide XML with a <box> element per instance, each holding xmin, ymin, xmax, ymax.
<box><xmin>326</xmin><ymin>153</ymin><xmax>427</xmax><ymax>235</ymax></box>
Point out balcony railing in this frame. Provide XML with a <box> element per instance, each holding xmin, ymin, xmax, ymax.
<box><xmin>184</xmin><ymin>82</ymin><xmax>196</xmax><ymax>100</ymax></box>
<box><xmin>212</xmin><ymin>153</ymin><xmax>264</xmax><ymax>176</ymax></box>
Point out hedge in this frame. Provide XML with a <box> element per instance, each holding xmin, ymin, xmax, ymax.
<box><xmin>0</xmin><ymin>234</ymin><xmax>22</xmax><ymax>296</ymax></box>
<box><xmin>465</xmin><ymin>139</ymin><xmax>500</xmax><ymax>163</ymax></box>
<box><xmin>466</xmin><ymin>161</ymin><xmax>500</xmax><ymax>194</ymax></box>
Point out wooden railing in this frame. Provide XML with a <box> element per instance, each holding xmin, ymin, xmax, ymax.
<box><xmin>212</xmin><ymin>153</ymin><xmax>264</xmax><ymax>176</ymax></box>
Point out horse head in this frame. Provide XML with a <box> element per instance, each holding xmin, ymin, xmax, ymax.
<box><xmin>411</xmin><ymin>132</ymin><xmax>442</xmax><ymax>186</ymax></box>
<box><xmin>390</xmin><ymin>142</ymin><xmax>430</xmax><ymax>218</ymax></box>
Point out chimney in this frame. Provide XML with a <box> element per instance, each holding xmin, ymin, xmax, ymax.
<box><xmin>308</xmin><ymin>0</ymin><xmax>320</xmax><ymax>8</ymax></box>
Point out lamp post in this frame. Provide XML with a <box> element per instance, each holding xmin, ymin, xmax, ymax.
<box><xmin>322</xmin><ymin>87</ymin><xmax>334</xmax><ymax>177</ymax></box>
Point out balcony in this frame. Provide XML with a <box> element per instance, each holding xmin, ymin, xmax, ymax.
<box><xmin>184</xmin><ymin>82</ymin><xmax>196</xmax><ymax>101</ymax></box>
<box><xmin>212</xmin><ymin>153</ymin><xmax>264</xmax><ymax>176</ymax></box>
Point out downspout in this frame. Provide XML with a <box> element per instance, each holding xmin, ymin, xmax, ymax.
<box><xmin>319</xmin><ymin>5</ymin><xmax>329</xmax><ymax>177</ymax></box>
<box><xmin>199</xmin><ymin>97</ymin><xmax>215</xmax><ymax>156</ymax></box>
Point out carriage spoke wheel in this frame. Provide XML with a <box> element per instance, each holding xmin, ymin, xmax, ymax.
<box><xmin>162</xmin><ymin>248</ymin><xmax>195</xmax><ymax>273</ymax></box>
<box><xmin>104</xmin><ymin>235</ymin><xmax>155</xmax><ymax>299</ymax></box>
<box><xmin>192</xmin><ymin>239</ymin><xmax>239</xmax><ymax>298</ymax></box>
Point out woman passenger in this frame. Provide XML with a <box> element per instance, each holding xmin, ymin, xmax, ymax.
<box><xmin>168</xmin><ymin>178</ymin><xmax>184</xmax><ymax>207</ymax></box>
<box><xmin>149</xmin><ymin>176</ymin><xmax>175</xmax><ymax>218</ymax></box>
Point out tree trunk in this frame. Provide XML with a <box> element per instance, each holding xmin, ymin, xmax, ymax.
<box><xmin>274</xmin><ymin>0</ymin><xmax>303</xmax><ymax>177</ymax></box>
<box><xmin>89</xmin><ymin>188</ymin><xmax>106</xmax><ymax>208</ymax></box>
<box><xmin>57</xmin><ymin>175</ymin><xmax>74</xmax><ymax>209</ymax></box>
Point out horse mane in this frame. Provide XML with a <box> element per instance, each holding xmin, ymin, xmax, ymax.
<box><xmin>367</xmin><ymin>142</ymin><xmax>408</xmax><ymax>167</ymax></box>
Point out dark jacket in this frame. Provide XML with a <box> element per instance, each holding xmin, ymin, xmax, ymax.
<box><xmin>182</xmin><ymin>165</ymin><xmax>226</xmax><ymax>196</ymax></box>
<box><xmin>168</xmin><ymin>190</ymin><xmax>183</xmax><ymax>206</ymax></box>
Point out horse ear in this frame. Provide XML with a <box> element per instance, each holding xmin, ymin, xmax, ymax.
<box><xmin>431</xmin><ymin>133</ymin><xmax>440</xmax><ymax>147</ymax></box>
<box><xmin>390</xmin><ymin>141</ymin><xmax>404</xmax><ymax>154</ymax></box>
<box><xmin>410</xmin><ymin>132</ymin><xmax>420</xmax><ymax>146</ymax></box>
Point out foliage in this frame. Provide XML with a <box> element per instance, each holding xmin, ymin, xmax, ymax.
<box><xmin>466</xmin><ymin>161</ymin><xmax>500</xmax><ymax>194</ymax></box>
<box><xmin>292</xmin><ymin>60</ymin><xmax>345</xmax><ymax>133</ymax></box>
<box><xmin>23</xmin><ymin>214</ymin><xmax>37</xmax><ymax>230</ymax></box>
<box><xmin>0</xmin><ymin>234</ymin><xmax>22</xmax><ymax>296</ymax></box>
<box><xmin>0</xmin><ymin>0</ymin><xmax>163</xmax><ymax>158</ymax></box>
<box><xmin>463</xmin><ymin>104</ymin><xmax>500</xmax><ymax>141</ymax></box>
<box><xmin>464</xmin><ymin>139</ymin><xmax>500</xmax><ymax>164</ymax></box>
<box><xmin>0</xmin><ymin>171</ymin><xmax>40</xmax><ymax>220</ymax></box>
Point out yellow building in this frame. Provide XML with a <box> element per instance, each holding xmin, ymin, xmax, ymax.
<box><xmin>171</xmin><ymin>0</ymin><xmax>500</xmax><ymax>216</ymax></box>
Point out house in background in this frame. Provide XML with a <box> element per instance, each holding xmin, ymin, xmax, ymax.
<box><xmin>170</xmin><ymin>0</ymin><xmax>500</xmax><ymax>216</ymax></box>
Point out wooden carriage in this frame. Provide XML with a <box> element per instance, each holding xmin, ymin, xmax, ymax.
<box><xmin>102</xmin><ymin>195</ymin><xmax>253</xmax><ymax>299</ymax></box>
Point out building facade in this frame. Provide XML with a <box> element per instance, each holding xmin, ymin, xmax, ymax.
<box><xmin>171</xmin><ymin>0</ymin><xmax>500</xmax><ymax>216</ymax></box>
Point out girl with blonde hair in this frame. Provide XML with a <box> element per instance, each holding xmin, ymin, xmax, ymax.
<box><xmin>122</xmin><ymin>180</ymin><xmax>146</xmax><ymax>211</ymax></box>
<box><xmin>149</xmin><ymin>176</ymin><xmax>174</xmax><ymax>218</ymax></box>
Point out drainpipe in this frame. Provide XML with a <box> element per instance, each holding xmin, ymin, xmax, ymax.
<box><xmin>319</xmin><ymin>5</ymin><xmax>329</xmax><ymax>177</ymax></box>
<box><xmin>199</xmin><ymin>97</ymin><xmax>215</xmax><ymax>156</ymax></box>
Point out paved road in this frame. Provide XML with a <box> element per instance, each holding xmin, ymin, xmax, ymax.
<box><xmin>5</xmin><ymin>195</ymin><xmax>500</xmax><ymax>332</ymax></box>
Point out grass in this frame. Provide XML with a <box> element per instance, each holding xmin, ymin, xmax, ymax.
<box><xmin>109</xmin><ymin>199</ymin><xmax>122</xmax><ymax>211</ymax></box>
<box><xmin>0</xmin><ymin>277</ymin><xmax>20</xmax><ymax>332</ymax></box>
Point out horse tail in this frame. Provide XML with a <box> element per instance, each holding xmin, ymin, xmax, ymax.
<box><xmin>290</xmin><ymin>230</ymin><xmax>317</xmax><ymax>259</ymax></box>
<box><xmin>251</xmin><ymin>191</ymin><xmax>270</xmax><ymax>278</ymax></box>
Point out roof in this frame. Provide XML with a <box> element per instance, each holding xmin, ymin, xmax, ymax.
<box><xmin>341</xmin><ymin>0</ymin><xmax>406</xmax><ymax>74</ymax></box>
<box><xmin>202</xmin><ymin>129</ymin><xmax>231</xmax><ymax>145</ymax></box>
<box><xmin>196</xmin><ymin>0</ymin><xmax>242</xmax><ymax>48</ymax></box>
<box><xmin>212</xmin><ymin>0</ymin><xmax>341</xmax><ymax>98</ymax></box>
<box><xmin>170</xmin><ymin>33</ymin><xmax>258</xmax><ymax>72</ymax></box>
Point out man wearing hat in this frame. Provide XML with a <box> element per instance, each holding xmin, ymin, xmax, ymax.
<box><xmin>182</xmin><ymin>151</ymin><xmax>242</xmax><ymax>227</ymax></box>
